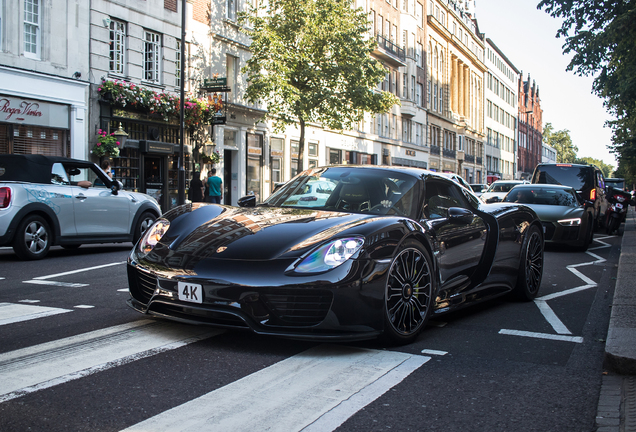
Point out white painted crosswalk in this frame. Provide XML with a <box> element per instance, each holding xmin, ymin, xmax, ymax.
<box><xmin>0</xmin><ymin>320</ymin><xmax>223</xmax><ymax>402</ymax></box>
<box><xmin>122</xmin><ymin>345</ymin><xmax>429</xmax><ymax>432</ymax></box>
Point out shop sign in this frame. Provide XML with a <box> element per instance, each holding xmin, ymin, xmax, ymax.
<box><xmin>248</xmin><ymin>147</ymin><xmax>262</xmax><ymax>155</ymax></box>
<box><xmin>0</xmin><ymin>95</ymin><xmax>69</xmax><ymax>128</ymax></box>
<box><xmin>140</xmin><ymin>140</ymin><xmax>174</xmax><ymax>154</ymax></box>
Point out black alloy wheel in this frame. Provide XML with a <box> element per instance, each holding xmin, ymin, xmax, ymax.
<box><xmin>384</xmin><ymin>241</ymin><xmax>434</xmax><ymax>344</ymax></box>
<box><xmin>13</xmin><ymin>215</ymin><xmax>52</xmax><ymax>260</ymax></box>
<box><xmin>514</xmin><ymin>225</ymin><xmax>544</xmax><ymax>301</ymax></box>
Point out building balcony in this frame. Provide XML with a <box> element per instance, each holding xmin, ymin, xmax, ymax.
<box><xmin>400</xmin><ymin>99</ymin><xmax>418</xmax><ymax>117</ymax></box>
<box><xmin>443</xmin><ymin>148</ymin><xmax>456</xmax><ymax>158</ymax></box>
<box><xmin>372</xmin><ymin>33</ymin><xmax>407</xmax><ymax>68</ymax></box>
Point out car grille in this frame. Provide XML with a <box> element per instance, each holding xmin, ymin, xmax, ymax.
<box><xmin>561</xmin><ymin>226</ymin><xmax>579</xmax><ymax>241</ymax></box>
<box><xmin>542</xmin><ymin>222</ymin><xmax>555</xmax><ymax>240</ymax></box>
<box><xmin>262</xmin><ymin>290</ymin><xmax>333</xmax><ymax>326</ymax></box>
<box><xmin>128</xmin><ymin>266</ymin><xmax>157</xmax><ymax>304</ymax></box>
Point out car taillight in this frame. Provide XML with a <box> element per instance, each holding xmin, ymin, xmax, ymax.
<box><xmin>0</xmin><ymin>187</ymin><xmax>10</xmax><ymax>208</ymax></box>
<box><xmin>590</xmin><ymin>189</ymin><xmax>596</xmax><ymax>201</ymax></box>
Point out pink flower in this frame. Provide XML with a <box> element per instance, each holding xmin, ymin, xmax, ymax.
<box><xmin>96</xmin><ymin>143</ymin><xmax>101</xmax><ymax>147</ymax></box>
<box><xmin>116</xmin><ymin>142</ymin><xmax>120</xmax><ymax>146</ymax></box>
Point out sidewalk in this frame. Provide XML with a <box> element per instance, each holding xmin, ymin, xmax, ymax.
<box><xmin>596</xmin><ymin>205</ymin><xmax>636</xmax><ymax>432</ymax></box>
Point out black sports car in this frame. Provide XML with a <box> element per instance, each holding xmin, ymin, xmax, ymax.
<box><xmin>127</xmin><ymin>166</ymin><xmax>544</xmax><ymax>344</ymax></box>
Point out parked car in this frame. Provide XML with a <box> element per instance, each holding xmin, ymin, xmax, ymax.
<box><xmin>605</xmin><ymin>178</ymin><xmax>625</xmax><ymax>190</ymax></box>
<box><xmin>0</xmin><ymin>155</ymin><xmax>161</xmax><ymax>260</ymax></box>
<box><xmin>481</xmin><ymin>180</ymin><xmax>527</xmax><ymax>203</ymax></box>
<box><xmin>438</xmin><ymin>172</ymin><xmax>472</xmax><ymax>192</ymax></box>
<box><xmin>128</xmin><ymin>165</ymin><xmax>544</xmax><ymax>345</ymax></box>
<box><xmin>502</xmin><ymin>184</ymin><xmax>594</xmax><ymax>251</ymax></box>
<box><xmin>531</xmin><ymin>163</ymin><xmax>608</xmax><ymax>230</ymax></box>
<box><xmin>469</xmin><ymin>183</ymin><xmax>488</xmax><ymax>197</ymax></box>
<box><xmin>282</xmin><ymin>179</ymin><xmax>335</xmax><ymax>207</ymax></box>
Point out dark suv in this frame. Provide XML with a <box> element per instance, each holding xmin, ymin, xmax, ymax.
<box><xmin>531</xmin><ymin>163</ymin><xmax>608</xmax><ymax>230</ymax></box>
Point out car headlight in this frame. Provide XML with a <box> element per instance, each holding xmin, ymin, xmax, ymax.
<box><xmin>138</xmin><ymin>219</ymin><xmax>170</xmax><ymax>255</ymax></box>
<box><xmin>557</xmin><ymin>218</ymin><xmax>581</xmax><ymax>226</ymax></box>
<box><xmin>293</xmin><ymin>237</ymin><xmax>365</xmax><ymax>273</ymax></box>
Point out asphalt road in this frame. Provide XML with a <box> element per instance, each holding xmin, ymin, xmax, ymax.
<box><xmin>0</xmin><ymin>232</ymin><xmax>622</xmax><ymax>432</ymax></box>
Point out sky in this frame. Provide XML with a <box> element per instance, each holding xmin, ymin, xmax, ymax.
<box><xmin>473</xmin><ymin>0</ymin><xmax>617</xmax><ymax>168</ymax></box>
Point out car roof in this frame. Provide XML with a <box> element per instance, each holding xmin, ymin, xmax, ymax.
<box><xmin>0</xmin><ymin>154</ymin><xmax>96</xmax><ymax>184</ymax></box>
<box><xmin>511</xmin><ymin>184</ymin><xmax>575</xmax><ymax>191</ymax></box>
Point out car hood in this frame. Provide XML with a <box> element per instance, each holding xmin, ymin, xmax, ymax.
<box><xmin>524</xmin><ymin>204</ymin><xmax>584</xmax><ymax>222</ymax></box>
<box><xmin>156</xmin><ymin>204</ymin><xmax>382</xmax><ymax>261</ymax></box>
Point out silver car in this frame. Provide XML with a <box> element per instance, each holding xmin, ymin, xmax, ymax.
<box><xmin>0</xmin><ymin>154</ymin><xmax>161</xmax><ymax>260</ymax></box>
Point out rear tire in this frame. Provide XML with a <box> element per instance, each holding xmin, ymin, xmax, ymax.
<box><xmin>606</xmin><ymin>216</ymin><xmax>618</xmax><ymax>235</ymax></box>
<box><xmin>513</xmin><ymin>225</ymin><xmax>543</xmax><ymax>301</ymax></box>
<box><xmin>13</xmin><ymin>215</ymin><xmax>52</xmax><ymax>260</ymax></box>
<box><xmin>383</xmin><ymin>240</ymin><xmax>435</xmax><ymax>345</ymax></box>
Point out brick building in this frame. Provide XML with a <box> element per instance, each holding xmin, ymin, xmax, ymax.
<box><xmin>517</xmin><ymin>73</ymin><xmax>543</xmax><ymax>180</ymax></box>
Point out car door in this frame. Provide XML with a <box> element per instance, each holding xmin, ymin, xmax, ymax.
<box><xmin>422</xmin><ymin>178</ymin><xmax>487</xmax><ymax>289</ymax></box>
<box><xmin>66</xmin><ymin>164</ymin><xmax>131</xmax><ymax>236</ymax></box>
<box><xmin>40</xmin><ymin>162</ymin><xmax>77</xmax><ymax>237</ymax></box>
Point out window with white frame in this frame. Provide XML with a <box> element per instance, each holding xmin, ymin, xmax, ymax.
<box><xmin>109</xmin><ymin>19</ymin><xmax>126</xmax><ymax>75</ymax></box>
<box><xmin>227</xmin><ymin>54</ymin><xmax>239</xmax><ymax>103</ymax></box>
<box><xmin>227</xmin><ymin>0</ymin><xmax>237</xmax><ymax>20</ymax></box>
<box><xmin>416</xmin><ymin>123</ymin><xmax>423</xmax><ymax>146</ymax></box>
<box><xmin>175</xmin><ymin>40</ymin><xmax>181</xmax><ymax>87</ymax></box>
<box><xmin>411</xmin><ymin>76</ymin><xmax>415</xmax><ymax>101</ymax></box>
<box><xmin>24</xmin><ymin>0</ymin><xmax>40</xmax><ymax>58</ymax></box>
<box><xmin>402</xmin><ymin>73</ymin><xmax>407</xmax><ymax>99</ymax></box>
<box><xmin>417</xmin><ymin>83</ymin><xmax>422</xmax><ymax>106</ymax></box>
<box><xmin>402</xmin><ymin>118</ymin><xmax>412</xmax><ymax>143</ymax></box>
<box><xmin>144</xmin><ymin>31</ymin><xmax>161</xmax><ymax>83</ymax></box>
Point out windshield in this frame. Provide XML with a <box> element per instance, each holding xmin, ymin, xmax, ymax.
<box><xmin>264</xmin><ymin>167</ymin><xmax>420</xmax><ymax>219</ymax></box>
<box><xmin>531</xmin><ymin>165</ymin><xmax>593</xmax><ymax>191</ymax></box>
<box><xmin>487</xmin><ymin>182</ymin><xmax>518</xmax><ymax>193</ymax></box>
<box><xmin>503</xmin><ymin>187</ymin><xmax>579</xmax><ymax>207</ymax></box>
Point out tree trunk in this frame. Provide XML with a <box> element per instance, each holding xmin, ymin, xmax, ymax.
<box><xmin>297</xmin><ymin>117</ymin><xmax>306</xmax><ymax>174</ymax></box>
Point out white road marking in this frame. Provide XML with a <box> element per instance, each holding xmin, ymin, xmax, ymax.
<box><xmin>22</xmin><ymin>261</ymin><xmax>127</xmax><ymax>287</ymax></box>
<box><xmin>499</xmin><ymin>329</ymin><xmax>583</xmax><ymax>343</ymax></box>
<box><xmin>117</xmin><ymin>289</ymin><xmax>129</xmax><ymax>292</ymax></box>
<box><xmin>73</xmin><ymin>305</ymin><xmax>94</xmax><ymax>309</ymax></box>
<box><xmin>23</xmin><ymin>280</ymin><xmax>89</xmax><ymax>287</ymax></box>
<box><xmin>534</xmin><ymin>300</ymin><xmax>571</xmax><ymax>334</ymax></box>
<box><xmin>18</xmin><ymin>299</ymin><xmax>41</xmax><ymax>303</ymax></box>
<box><xmin>421</xmin><ymin>349</ymin><xmax>448</xmax><ymax>356</ymax></box>
<box><xmin>0</xmin><ymin>320</ymin><xmax>223</xmax><ymax>403</ymax></box>
<box><xmin>32</xmin><ymin>262</ymin><xmax>126</xmax><ymax>280</ymax></box>
<box><xmin>122</xmin><ymin>345</ymin><xmax>429</xmax><ymax>432</ymax></box>
<box><xmin>0</xmin><ymin>303</ymin><xmax>72</xmax><ymax>326</ymax></box>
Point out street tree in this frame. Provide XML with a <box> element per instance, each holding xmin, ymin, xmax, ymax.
<box><xmin>543</xmin><ymin>122</ymin><xmax>578</xmax><ymax>163</ymax></box>
<box><xmin>238</xmin><ymin>0</ymin><xmax>399</xmax><ymax>173</ymax></box>
<box><xmin>576</xmin><ymin>156</ymin><xmax>614</xmax><ymax>178</ymax></box>
<box><xmin>538</xmin><ymin>0</ymin><xmax>636</xmax><ymax>176</ymax></box>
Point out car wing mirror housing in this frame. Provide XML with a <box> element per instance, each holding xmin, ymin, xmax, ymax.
<box><xmin>448</xmin><ymin>207</ymin><xmax>474</xmax><ymax>225</ymax></box>
<box><xmin>111</xmin><ymin>180</ymin><xmax>123</xmax><ymax>195</ymax></box>
<box><xmin>486</xmin><ymin>197</ymin><xmax>500</xmax><ymax>203</ymax></box>
<box><xmin>238</xmin><ymin>195</ymin><xmax>256</xmax><ymax>207</ymax></box>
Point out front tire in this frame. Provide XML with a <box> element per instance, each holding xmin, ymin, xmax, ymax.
<box><xmin>383</xmin><ymin>240</ymin><xmax>435</xmax><ymax>345</ymax></box>
<box><xmin>13</xmin><ymin>215</ymin><xmax>52</xmax><ymax>260</ymax></box>
<box><xmin>513</xmin><ymin>225</ymin><xmax>543</xmax><ymax>301</ymax></box>
<box><xmin>133</xmin><ymin>211</ymin><xmax>157</xmax><ymax>245</ymax></box>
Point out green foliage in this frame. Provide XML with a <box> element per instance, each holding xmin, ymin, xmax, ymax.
<box><xmin>538</xmin><ymin>0</ymin><xmax>636</xmax><ymax>178</ymax></box>
<box><xmin>543</xmin><ymin>122</ymin><xmax>578</xmax><ymax>163</ymax></box>
<box><xmin>239</xmin><ymin>0</ymin><xmax>399</xmax><ymax>171</ymax></box>
<box><xmin>575</xmin><ymin>156</ymin><xmax>614</xmax><ymax>178</ymax></box>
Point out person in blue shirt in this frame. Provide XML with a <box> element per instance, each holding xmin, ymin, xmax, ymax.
<box><xmin>207</xmin><ymin>168</ymin><xmax>223</xmax><ymax>203</ymax></box>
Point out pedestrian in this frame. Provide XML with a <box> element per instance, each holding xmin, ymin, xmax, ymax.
<box><xmin>188</xmin><ymin>171</ymin><xmax>205</xmax><ymax>203</ymax></box>
<box><xmin>101</xmin><ymin>160</ymin><xmax>113</xmax><ymax>179</ymax></box>
<box><xmin>207</xmin><ymin>168</ymin><xmax>223</xmax><ymax>204</ymax></box>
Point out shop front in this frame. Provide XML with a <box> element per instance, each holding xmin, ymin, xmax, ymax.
<box><xmin>98</xmin><ymin>103</ymin><xmax>190</xmax><ymax>212</ymax></box>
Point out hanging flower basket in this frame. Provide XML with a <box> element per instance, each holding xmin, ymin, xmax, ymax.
<box><xmin>91</xmin><ymin>129</ymin><xmax>121</xmax><ymax>157</ymax></box>
<box><xmin>201</xmin><ymin>150</ymin><xmax>221</xmax><ymax>165</ymax></box>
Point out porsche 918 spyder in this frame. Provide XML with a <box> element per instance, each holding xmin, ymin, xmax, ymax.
<box><xmin>127</xmin><ymin>166</ymin><xmax>544</xmax><ymax>344</ymax></box>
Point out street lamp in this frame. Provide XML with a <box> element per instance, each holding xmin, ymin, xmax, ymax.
<box><xmin>113</xmin><ymin>123</ymin><xmax>128</xmax><ymax>148</ymax></box>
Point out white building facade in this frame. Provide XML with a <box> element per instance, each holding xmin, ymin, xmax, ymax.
<box><xmin>0</xmin><ymin>0</ymin><xmax>90</xmax><ymax>159</ymax></box>
<box><xmin>483</xmin><ymin>38</ymin><xmax>519</xmax><ymax>181</ymax></box>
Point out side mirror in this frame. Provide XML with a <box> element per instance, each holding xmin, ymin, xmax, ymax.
<box><xmin>111</xmin><ymin>180</ymin><xmax>123</xmax><ymax>195</ymax></box>
<box><xmin>448</xmin><ymin>207</ymin><xmax>474</xmax><ymax>225</ymax></box>
<box><xmin>486</xmin><ymin>197</ymin><xmax>500</xmax><ymax>203</ymax></box>
<box><xmin>238</xmin><ymin>195</ymin><xmax>256</xmax><ymax>207</ymax></box>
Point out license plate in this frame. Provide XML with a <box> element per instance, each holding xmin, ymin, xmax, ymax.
<box><xmin>616</xmin><ymin>203</ymin><xmax>623</xmax><ymax>209</ymax></box>
<box><xmin>178</xmin><ymin>282</ymin><xmax>203</xmax><ymax>304</ymax></box>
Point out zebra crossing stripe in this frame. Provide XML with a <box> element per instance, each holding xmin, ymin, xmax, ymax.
<box><xmin>0</xmin><ymin>320</ymin><xmax>223</xmax><ymax>403</ymax></box>
<box><xmin>0</xmin><ymin>302</ymin><xmax>72</xmax><ymax>326</ymax></box>
<box><xmin>122</xmin><ymin>345</ymin><xmax>430</xmax><ymax>432</ymax></box>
